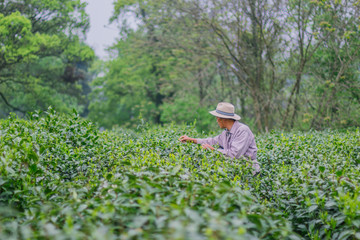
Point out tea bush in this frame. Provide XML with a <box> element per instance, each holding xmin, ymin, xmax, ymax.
<box><xmin>256</xmin><ymin>130</ymin><xmax>360</xmax><ymax>239</ymax></box>
<box><xmin>0</xmin><ymin>108</ymin><xmax>359</xmax><ymax>239</ymax></box>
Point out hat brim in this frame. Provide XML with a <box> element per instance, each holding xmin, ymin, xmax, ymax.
<box><xmin>209</xmin><ymin>110</ymin><xmax>241</xmax><ymax>120</ymax></box>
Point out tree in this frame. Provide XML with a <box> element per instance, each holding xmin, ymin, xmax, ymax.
<box><xmin>171</xmin><ymin>0</ymin><xmax>287</xmax><ymax>131</ymax></box>
<box><xmin>307</xmin><ymin>0</ymin><xmax>360</xmax><ymax>129</ymax></box>
<box><xmin>281</xmin><ymin>0</ymin><xmax>331</xmax><ymax>129</ymax></box>
<box><xmin>88</xmin><ymin>32</ymin><xmax>180</xmax><ymax>128</ymax></box>
<box><xmin>0</xmin><ymin>0</ymin><xmax>94</xmax><ymax>117</ymax></box>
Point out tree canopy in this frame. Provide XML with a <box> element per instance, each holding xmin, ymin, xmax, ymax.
<box><xmin>1</xmin><ymin>0</ymin><xmax>359</xmax><ymax>132</ymax></box>
<box><xmin>0</xmin><ymin>0</ymin><xmax>94</xmax><ymax>117</ymax></box>
<box><xmin>87</xmin><ymin>0</ymin><xmax>360</xmax><ymax>132</ymax></box>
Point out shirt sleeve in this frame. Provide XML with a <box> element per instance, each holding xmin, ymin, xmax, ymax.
<box><xmin>196</xmin><ymin>134</ymin><xmax>221</xmax><ymax>146</ymax></box>
<box><xmin>217</xmin><ymin>130</ymin><xmax>251</xmax><ymax>158</ymax></box>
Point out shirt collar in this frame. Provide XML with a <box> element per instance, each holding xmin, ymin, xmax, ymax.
<box><xmin>224</xmin><ymin>121</ymin><xmax>240</xmax><ymax>135</ymax></box>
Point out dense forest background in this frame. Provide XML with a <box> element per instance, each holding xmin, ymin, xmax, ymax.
<box><xmin>1</xmin><ymin>0</ymin><xmax>359</xmax><ymax>133</ymax></box>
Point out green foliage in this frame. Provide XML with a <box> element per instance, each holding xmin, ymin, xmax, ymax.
<box><xmin>0</xmin><ymin>12</ymin><xmax>61</xmax><ymax>63</ymax></box>
<box><xmin>1</xmin><ymin>0</ymin><xmax>89</xmax><ymax>35</ymax></box>
<box><xmin>88</xmin><ymin>32</ymin><xmax>185</xmax><ymax>128</ymax></box>
<box><xmin>256</xmin><ymin>130</ymin><xmax>360</xmax><ymax>239</ymax></box>
<box><xmin>0</xmin><ymin>1</ymin><xmax>94</xmax><ymax>118</ymax></box>
<box><xmin>64</xmin><ymin>38</ymin><xmax>95</xmax><ymax>62</ymax></box>
<box><xmin>1</xmin><ymin>109</ymin><xmax>359</xmax><ymax>239</ymax></box>
<box><xmin>292</xmin><ymin>0</ymin><xmax>360</xmax><ymax>130</ymax></box>
<box><xmin>160</xmin><ymin>96</ymin><xmax>216</xmax><ymax>133</ymax></box>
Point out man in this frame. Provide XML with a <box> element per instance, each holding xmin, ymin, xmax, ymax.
<box><xmin>179</xmin><ymin>102</ymin><xmax>260</xmax><ymax>175</ymax></box>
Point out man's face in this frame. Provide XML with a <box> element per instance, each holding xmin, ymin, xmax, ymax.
<box><xmin>216</xmin><ymin>117</ymin><xmax>225</xmax><ymax>128</ymax></box>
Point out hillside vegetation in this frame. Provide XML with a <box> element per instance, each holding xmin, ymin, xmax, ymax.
<box><xmin>0</xmin><ymin>109</ymin><xmax>359</xmax><ymax>239</ymax></box>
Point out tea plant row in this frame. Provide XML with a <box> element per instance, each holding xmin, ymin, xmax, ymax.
<box><xmin>0</xmin><ymin>109</ymin><xmax>359</xmax><ymax>239</ymax></box>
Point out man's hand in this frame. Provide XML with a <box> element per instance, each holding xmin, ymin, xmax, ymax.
<box><xmin>179</xmin><ymin>135</ymin><xmax>189</xmax><ymax>142</ymax></box>
<box><xmin>179</xmin><ymin>135</ymin><xmax>197</xmax><ymax>143</ymax></box>
<box><xmin>201</xmin><ymin>143</ymin><xmax>215</xmax><ymax>150</ymax></box>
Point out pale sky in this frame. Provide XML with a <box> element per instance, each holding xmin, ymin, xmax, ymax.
<box><xmin>85</xmin><ymin>0</ymin><xmax>118</xmax><ymax>59</ymax></box>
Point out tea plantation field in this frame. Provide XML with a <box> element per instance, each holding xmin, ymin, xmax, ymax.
<box><xmin>0</xmin><ymin>109</ymin><xmax>359</xmax><ymax>240</ymax></box>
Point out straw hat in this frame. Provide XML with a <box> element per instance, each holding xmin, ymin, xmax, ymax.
<box><xmin>209</xmin><ymin>102</ymin><xmax>241</xmax><ymax>120</ymax></box>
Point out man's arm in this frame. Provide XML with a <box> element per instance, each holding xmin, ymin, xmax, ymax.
<box><xmin>196</xmin><ymin>135</ymin><xmax>221</xmax><ymax>146</ymax></box>
<box><xmin>179</xmin><ymin>135</ymin><xmax>198</xmax><ymax>143</ymax></box>
<box><xmin>179</xmin><ymin>134</ymin><xmax>221</xmax><ymax>148</ymax></box>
